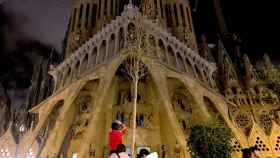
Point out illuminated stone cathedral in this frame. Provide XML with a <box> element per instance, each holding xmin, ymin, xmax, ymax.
<box><xmin>0</xmin><ymin>0</ymin><xmax>280</xmax><ymax>158</ymax></box>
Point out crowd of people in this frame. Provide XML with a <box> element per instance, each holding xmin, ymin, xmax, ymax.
<box><xmin>108</xmin><ymin>120</ymin><xmax>158</xmax><ymax>158</ymax></box>
<box><xmin>108</xmin><ymin>120</ymin><xmax>261</xmax><ymax>158</ymax></box>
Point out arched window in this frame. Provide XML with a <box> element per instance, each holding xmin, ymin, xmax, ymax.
<box><xmin>195</xmin><ymin>65</ymin><xmax>203</xmax><ymax>81</ymax></box>
<box><xmin>167</xmin><ymin>46</ymin><xmax>176</xmax><ymax>67</ymax></box>
<box><xmin>176</xmin><ymin>53</ymin><xmax>185</xmax><ymax>72</ymax></box>
<box><xmin>109</xmin><ymin>34</ymin><xmax>116</xmax><ymax>58</ymax></box>
<box><xmin>91</xmin><ymin>47</ymin><xmax>98</xmax><ymax>67</ymax></box>
<box><xmin>119</xmin><ymin>27</ymin><xmax>125</xmax><ymax>49</ymax></box>
<box><xmin>74</xmin><ymin>61</ymin><xmax>80</xmax><ymax>79</ymax></box>
<box><xmin>185</xmin><ymin>57</ymin><xmax>193</xmax><ymax>74</ymax></box>
<box><xmin>81</xmin><ymin>54</ymin><xmax>89</xmax><ymax>73</ymax></box>
<box><xmin>99</xmin><ymin>40</ymin><xmax>107</xmax><ymax>63</ymax></box>
<box><xmin>158</xmin><ymin>39</ymin><xmax>167</xmax><ymax>62</ymax></box>
<box><xmin>65</xmin><ymin>67</ymin><xmax>72</xmax><ymax>85</ymax></box>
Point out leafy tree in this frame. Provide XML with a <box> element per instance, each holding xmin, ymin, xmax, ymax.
<box><xmin>188</xmin><ymin>122</ymin><xmax>233</xmax><ymax>158</ymax></box>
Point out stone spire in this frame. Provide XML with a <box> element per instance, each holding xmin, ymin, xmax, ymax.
<box><xmin>262</xmin><ymin>53</ymin><xmax>279</xmax><ymax>81</ymax></box>
<box><xmin>199</xmin><ymin>35</ymin><xmax>215</xmax><ymax>62</ymax></box>
<box><xmin>217</xmin><ymin>39</ymin><xmax>240</xmax><ymax>93</ymax></box>
<box><xmin>263</xmin><ymin>53</ymin><xmax>273</xmax><ymax>69</ymax></box>
<box><xmin>243</xmin><ymin>54</ymin><xmax>257</xmax><ymax>84</ymax></box>
<box><xmin>212</xmin><ymin>0</ymin><xmax>228</xmax><ymax>34</ymax></box>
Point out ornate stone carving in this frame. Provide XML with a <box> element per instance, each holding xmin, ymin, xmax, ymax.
<box><xmin>229</xmin><ymin>105</ymin><xmax>253</xmax><ymax>136</ymax></box>
<box><xmin>72</xmin><ymin>93</ymin><xmax>92</xmax><ymax>139</ymax></box>
<box><xmin>256</xmin><ymin>110</ymin><xmax>273</xmax><ymax>135</ymax></box>
<box><xmin>234</xmin><ymin>111</ymin><xmax>253</xmax><ymax>136</ymax></box>
<box><xmin>50</xmin><ymin>5</ymin><xmax>216</xmax><ymax>92</ymax></box>
<box><xmin>142</xmin><ymin>0</ymin><xmax>156</xmax><ymax>19</ymax></box>
<box><xmin>172</xmin><ymin>91</ymin><xmax>192</xmax><ymax>135</ymax></box>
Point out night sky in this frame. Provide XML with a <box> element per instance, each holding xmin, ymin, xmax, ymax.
<box><xmin>1</xmin><ymin>0</ymin><xmax>278</xmax><ymax>59</ymax></box>
<box><xmin>191</xmin><ymin>0</ymin><xmax>279</xmax><ymax>62</ymax></box>
<box><xmin>0</xmin><ymin>0</ymin><xmax>279</xmax><ymax>108</ymax></box>
<box><xmin>1</xmin><ymin>0</ymin><xmax>71</xmax><ymax>51</ymax></box>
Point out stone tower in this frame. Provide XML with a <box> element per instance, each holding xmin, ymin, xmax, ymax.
<box><xmin>1</xmin><ymin>1</ymin><xmax>280</xmax><ymax>158</ymax></box>
<box><xmin>65</xmin><ymin>0</ymin><xmax>197</xmax><ymax>57</ymax></box>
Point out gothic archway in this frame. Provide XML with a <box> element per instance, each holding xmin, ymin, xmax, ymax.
<box><xmin>58</xmin><ymin>79</ymin><xmax>99</xmax><ymax>158</ymax></box>
<box><xmin>203</xmin><ymin>96</ymin><xmax>224</xmax><ymax>123</ymax></box>
<box><xmin>36</xmin><ymin>100</ymin><xmax>64</xmax><ymax>157</ymax></box>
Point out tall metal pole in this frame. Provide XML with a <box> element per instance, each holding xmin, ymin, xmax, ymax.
<box><xmin>131</xmin><ymin>79</ymin><xmax>138</xmax><ymax>158</ymax></box>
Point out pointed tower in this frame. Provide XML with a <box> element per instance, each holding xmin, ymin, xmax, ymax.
<box><xmin>217</xmin><ymin>40</ymin><xmax>244</xmax><ymax>105</ymax></box>
<box><xmin>263</xmin><ymin>54</ymin><xmax>273</xmax><ymax>70</ymax></box>
<box><xmin>243</xmin><ymin>54</ymin><xmax>258</xmax><ymax>88</ymax></box>
<box><xmin>261</xmin><ymin>54</ymin><xmax>280</xmax><ymax>81</ymax></box>
<box><xmin>199</xmin><ymin>35</ymin><xmax>215</xmax><ymax>63</ymax></box>
<box><xmin>64</xmin><ymin>0</ymin><xmax>197</xmax><ymax>57</ymax></box>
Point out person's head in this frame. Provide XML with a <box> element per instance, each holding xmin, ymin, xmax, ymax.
<box><xmin>242</xmin><ymin>146</ymin><xmax>259</xmax><ymax>158</ymax></box>
<box><xmin>139</xmin><ymin>149</ymin><xmax>150</xmax><ymax>158</ymax></box>
<box><xmin>111</xmin><ymin>122</ymin><xmax>121</xmax><ymax>130</ymax></box>
<box><xmin>249</xmin><ymin>146</ymin><xmax>259</xmax><ymax>158</ymax></box>
<box><xmin>116</xmin><ymin>144</ymin><xmax>126</xmax><ymax>153</ymax></box>
<box><xmin>242</xmin><ymin>148</ymin><xmax>251</xmax><ymax>158</ymax></box>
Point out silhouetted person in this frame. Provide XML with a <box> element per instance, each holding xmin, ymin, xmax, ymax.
<box><xmin>109</xmin><ymin>144</ymin><xmax>129</xmax><ymax>158</ymax></box>
<box><xmin>138</xmin><ymin>149</ymin><xmax>150</xmax><ymax>158</ymax></box>
<box><xmin>242</xmin><ymin>146</ymin><xmax>260</xmax><ymax>158</ymax></box>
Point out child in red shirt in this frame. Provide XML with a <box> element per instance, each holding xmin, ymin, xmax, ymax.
<box><xmin>108</xmin><ymin>120</ymin><xmax>128</xmax><ymax>153</ymax></box>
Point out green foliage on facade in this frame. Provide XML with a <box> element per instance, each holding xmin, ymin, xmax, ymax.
<box><xmin>188</xmin><ymin>122</ymin><xmax>233</xmax><ymax>158</ymax></box>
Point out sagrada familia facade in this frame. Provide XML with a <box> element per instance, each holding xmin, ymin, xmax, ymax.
<box><xmin>0</xmin><ymin>0</ymin><xmax>280</xmax><ymax>157</ymax></box>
